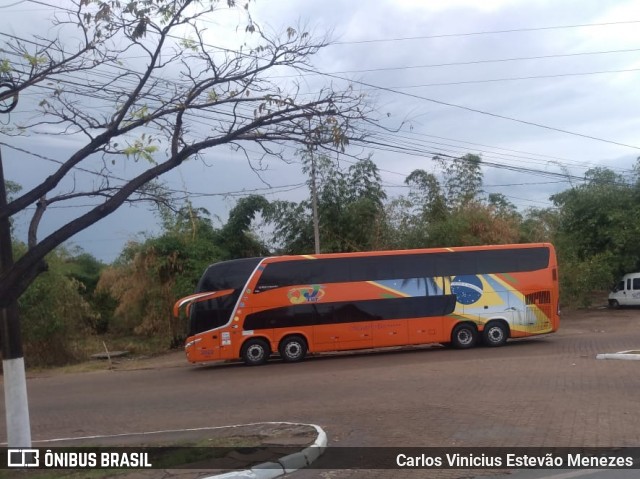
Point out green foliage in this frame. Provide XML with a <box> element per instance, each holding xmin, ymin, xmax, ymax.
<box><xmin>551</xmin><ymin>163</ymin><xmax>640</xmax><ymax>306</ymax></box>
<box><xmin>267</xmin><ymin>155</ymin><xmax>387</xmax><ymax>253</ymax></box>
<box><xmin>267</xmin><ymin>200</ymin><xmax>315</xmax><ymax>253</ymax></box>
<box><xmin>63</xmin><ymin>251</ymin><xmax>115</xmax><ymax>334</ymax></box>
<box><xmin>435</xmin><ymin>153</ymin><xmax>483</xmax><ymax>208</ymax></box>
<box><xmin>4</xmin><ymin>180</ymin><xmax>21</xmax><ymax>232</ymax></box>
<box><xmin>22</xmin><ymin>53</ymin><xmax>47</xmax><ymax>67</ymax></box>
<box><xmin>121</xmin><ymin>134</ymin><xmax>158</xmax><ymax>163</ymax></box>
<box><xmin>98</xmin><ymin>205</ymin><xmax>222</xmax><ymax>343</ymax></box>
<box><xmin>426</xmin><ymin>201</ymin><xmax>522</xmax><ymax>247</ymax></box>
<box><xmin>556</xmin><ymin>251</ymin><xmax>617</xmax><ymax>308</ymax></box>
<box><xmin>0</xmin><ymin>58</ymin><xmax>11</xmax><ymax>74</ymax></box>
<box><xmin>519</xmin><ymin>207</ymin><xmax>560</xmax><ymax>243</ymax></box>
<box><xmin>215</xmin><ymin>195</ymin><xmax>270</xmax><ymax>259</ymax></box>
<box><xmin>96</xmin><ymin>198</ymin><xmax>269</xmax><ymax>346</ymax></box>
<box><xmin>18</xmin><ymin>247</ymin><xmax>97</xmax><ymax>367</ymax></box>
<box><xmin>404</xmin><ymin>168</ymin><xmax>447</xmax><ymax>223</ymax></box>
<box><xmin>390</xmin><ymin>154</ymin><xmax>521</xmax><ymax>248</ymax></box>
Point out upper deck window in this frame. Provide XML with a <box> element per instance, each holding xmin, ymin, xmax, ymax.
<box><xmin>255</xmin><ymin>247</ymin><xmax>550</xmax><ymax>292</ymax></box>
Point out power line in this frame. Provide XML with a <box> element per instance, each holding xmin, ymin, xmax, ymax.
<box><xmin>6</xmin><ymin>2</ymin><xmax>639</xmax><ymax>185</ymax></box>
<box><xmin>0</xmin><ymin>0</ymin><xmax>28</xmax><ymax>8</ymax></box>
<box><xmin>7</xmin><ymin>3</ymin><xmax>640</xmax><ymax>152</ymax></box>
<box><xmin>315</xmin><ymin>47</ymin><xmax>640</xmax><ymax>75</ymax></box>
<box><xmin>369</xmin><ymin>130</ymin><xmax>636</xmax><ymax>176</ymax></box>
<box><xmin>384</xmin><ymin>67</ymin><xmax>640</xmax><ymax>89</ymax></box>
<box><xmin>333</xmin><ymin>20</ymin><xmax>640</xmax><ymax>45</ymax></box>
<box><xmin>309</xmin><ymin>69</ymin><xmax>640</xmax><ymax>151</ymax></box>
<box><xmin>98</xmin><ymin>46</ymin><xmax>640</xmax><ymax>75</ymax></box>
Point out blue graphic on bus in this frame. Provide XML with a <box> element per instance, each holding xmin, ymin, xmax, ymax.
<box><xmin>451</xmin><ymin>275</ymin><xmax>483</xmax><ymax>304</ymax></box>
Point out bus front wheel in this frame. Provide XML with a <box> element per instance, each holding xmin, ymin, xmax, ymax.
<box><xmin>241</xmin><ymin>338</ymin><xmax>270</xmax><ymax>366</ymax></box>
<box><xmin>451</xmin><ymin>323</ymin><xmax>478</xmax><ymax>349</ymax></box>
<box><xmin>279</xmin><ymin>335</ymin><xmax>308</xmax><ymax>363</ymax></box>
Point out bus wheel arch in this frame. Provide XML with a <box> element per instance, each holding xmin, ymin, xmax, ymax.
<box><xmin>278</xmin><ymin>334</ymin><xmax>308</xmax><ymax>363</ymax></box>
<box><xmin>240</xmin><ymin>337</ymin><xmax>271</xmax><ymax>366</ymax></box>
<box><xmin>482</xmin><ymin>319</ymin><xmax>510</xmax><ymax>347</ymax></box>
<box><xmin>451</xmin><ymin>322</ymin><xmax>478</xmax><ymax>349</ymax></box>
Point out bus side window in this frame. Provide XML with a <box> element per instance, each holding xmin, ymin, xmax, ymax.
<box><xmin>627</xmin><ymin>279</ymin><xmax>632</xmax><ymax>291</ymax></box>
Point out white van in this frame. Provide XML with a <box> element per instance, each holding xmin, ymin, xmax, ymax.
<box><xmin>609</xmin><ymin>273</ymin><xmax>640</xmax><ymax>308</ymax></box>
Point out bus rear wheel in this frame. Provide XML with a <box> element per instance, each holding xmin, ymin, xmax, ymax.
<box><xmin>451</xmin><ymin>323</ymin><xmax>478</xmax><ymax>349</ymax></box>
<box><xmin>482</xmin><ymin>321</ymin><xmax>508</xmax><ymax>347</ymax></box>
<box><xmin>279</xmin><ymin>335</ymin><xmax>308</xmax><ymax>363</ymax></box>
<box><xmin>241</xmin><ymin>338</ymin><xmax>270</xmax><ymax>366</ymax></box>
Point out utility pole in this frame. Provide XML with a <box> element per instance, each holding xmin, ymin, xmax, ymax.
<box><xmin>0</xmin><ymin>79</ymin><xmax>32</xmax><ymax>447</ymax></box>
<box><xmin>309</xmin><ymin>150</ymin><xmax>321</xmax><ymax>255</ymax></box>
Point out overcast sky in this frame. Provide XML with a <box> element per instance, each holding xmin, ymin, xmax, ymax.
<box><xmin>2</xmin><ymin>0</ymin><xmax>639</xmax><ymax>262</ymax></box>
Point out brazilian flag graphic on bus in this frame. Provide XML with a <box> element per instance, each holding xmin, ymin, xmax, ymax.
<box><xmin>371</xmin><ymin>274</ymin><xmax>552</xmax><ymax>334</ymax></box>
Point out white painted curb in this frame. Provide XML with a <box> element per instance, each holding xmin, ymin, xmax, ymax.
<box><xmin>202</xmin><ymin>422</ymin><xmax>327</xmax><ymax>479</ymax></box>
<box><xmin>11</xmin><ymin>421</ymin><xmax>326</xmax><ymax>479</ymax></box>
<box><xmin>597</xmin><ymin>351</ymin><xmax>640</xmax><ymax>360</ymax></box>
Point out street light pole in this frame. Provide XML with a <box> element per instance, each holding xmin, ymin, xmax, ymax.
<box><xmin>309</xmin><ymin>151</ymin><xmax>321</xmax><ymax>255</ymax></box>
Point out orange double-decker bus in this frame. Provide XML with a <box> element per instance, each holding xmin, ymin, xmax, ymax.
<box><xmin>173</xmin><ymin>243</ymin><xmax>559</xmax><ymax>366</ymax></box>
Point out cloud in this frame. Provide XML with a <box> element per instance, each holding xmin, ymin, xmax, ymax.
<box><xmin>3</xmin><ymin>0</ymin><xmax>640</xmax><ymax>262</ymax></box>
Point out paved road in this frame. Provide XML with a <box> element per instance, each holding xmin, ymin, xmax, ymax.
<box><xmin>2</xmin><ymin>308</ymin><xmax>640</xmax><ymax>479</ymax></box>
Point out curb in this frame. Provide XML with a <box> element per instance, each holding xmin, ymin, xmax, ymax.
<box><xmin>596</xmin><ymin>351</ymin><xmax>640</xmax><ymax>361</ymax></box>
<box><xmin>203</xmin><ymin>422</ymin><xmax>327</xmax><ymax>479</ymax></box>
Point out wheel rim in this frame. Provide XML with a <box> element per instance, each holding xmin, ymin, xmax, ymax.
<box><xmin>247</xmin><ymin>344</ymin><xmax>265</xmax><ymax>362</ymax></box>
<box><xmin>284</xmin><ymin>341</ymin><xmax>302</xmax><ymax>360</ymax></box>
<box><xmin>457</xmin><ymin>328</ymin><xmax>473</xmax><ymax>346</ymax></box>
<box><xmin>487</xmin><ymin>326</ymin><xmax>504</xmax><ymax>343</ymax></box>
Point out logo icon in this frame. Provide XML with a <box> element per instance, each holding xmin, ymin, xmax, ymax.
<box><xmin>8</xmin><ymin>449</ymin><xmax>39</xmax><ymax>467</ymax></box>
<box><xmin>287</xmin><ymin>285</ymin><xmax>325</xmax><ymax>304</ymax></box>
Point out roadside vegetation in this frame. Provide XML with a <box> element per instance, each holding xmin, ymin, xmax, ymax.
<box><xmin>10</xmin><ymin>154</ymin><xmax>640</xmax><ymax>368</ymax></box>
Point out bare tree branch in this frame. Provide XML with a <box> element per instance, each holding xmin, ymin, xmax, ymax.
<box><xmin>0</xmin><ymin>0</ymin><xmax>373</xmax><ymax>306</ymax></box>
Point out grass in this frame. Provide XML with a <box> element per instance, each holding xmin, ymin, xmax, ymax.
<box><xmin>25</xmin><ymin>333</ymin><xmax>177</xmax><ymax>374</ymax></box>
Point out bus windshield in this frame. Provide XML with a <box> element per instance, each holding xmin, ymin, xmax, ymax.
<box><xmin>189</xmin><ymin>257</ymin><xmax>262</xmax><ymax>336</ymax></box>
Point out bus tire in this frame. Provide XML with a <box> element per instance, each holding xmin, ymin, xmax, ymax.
<box><xmin>451</xmin><ymin>323</ymin><xmax>477</xmax><ymax>349</ymax></box>
<box><xmin>482</xmin><ymin>321</ymin><xmax>508</xmax><ymax>347</ymax></box>
<box><xmin>241</xmin><ymin>338</ymin><xmax>270</xmax><ymax>366</ymax></box>
<box><xmin>609</xmin><ymin>299</ymin><xmax>620</xmax><ymax>309</ymax></box>
<box><xmin>279</xmin><ymin>335</ymin><xmax>308</xmax><ymax>363</ymax></box>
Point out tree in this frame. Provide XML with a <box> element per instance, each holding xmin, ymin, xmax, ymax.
<box><xmin>215</xmin><ymin>194</ymin><xmax>270</xmax><ymax>259</ymax></box>
<box><xmin>17</xmin><ymin>247</ymin><xmax>97</xmax><ymax>368</ymax></box>
<box><xmin>520</xmin><ymin>207</ymin><xmax>560</xmax><ymax>243</ymax></box>
<box><xmin>267</xmin><ymin>155</ymin><xmax>387</xmax><ymax>253</ymax></box>
<box><xmin>434</xmin><ymin>153</ymin><xmax>483</xmax><ymax>208</ymax></box>
<box><xmin>0</xmin><ymin>0</ymin><xmax>369</xmax><ymax>447</ymax></box>
<box><xmin>391</xmin><ymin>153</ymin><xmax>520</xmax><ymax>247</ymax></box>
<box><xmin>551</xmin><ymin>163</ymin><xmax>640</xmax><ymax>305</ymax></box>
<box><xmin>97</xmin><ymin>196</ymin><xmax>269</xmax><ymax>345</ymax></box>
<box><xmin>98</xmin><ymin>203</ymin><xmax>218</xmax><ymax>343</ymax></box>
<box><xmin>0</xmin><ymin>0</ymin><xmax>368</xmax><ymax>308</ymax></box>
